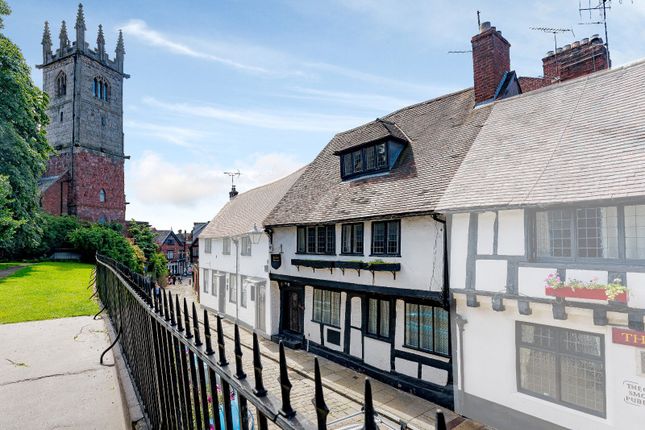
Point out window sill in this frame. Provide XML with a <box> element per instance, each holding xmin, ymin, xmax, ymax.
<box><xmin>364</xmin><ymin>332</ymin><xmax>391</xmax><ymax>342</ymax></box>
<box><xmin>311</xmin><ymin>319</ymin><xmax>341</xmax><ymax>330</ymax></box>
<box><xmin>295</xmin><ymin>252</ymin><xmax>336</xmax><ymax>256</ymax></box>
<box><xmin>402</xmin><ymin>343</ymin><xmax>450</xmax><ymax>359</ymax></box>
<box><xmin>369</xmin><ymin>254</ymin><xmax>401</xmax><ymax>258</ymax></box>
<box><xmin>340</xmin><ymin>253</ymin><xmax>364</xmax><ymax>257</ymax></box>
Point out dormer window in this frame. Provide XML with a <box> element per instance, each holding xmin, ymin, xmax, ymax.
<box><xmin>339</xmin><ymin>141</ymin><xmax>399</xmax><ymax>180</ymax></box>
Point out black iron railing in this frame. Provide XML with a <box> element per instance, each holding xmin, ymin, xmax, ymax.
<box><xmin>95</xmin><ymin>254</ymin><xmax>447</xmax><ymax>429</ymax></box>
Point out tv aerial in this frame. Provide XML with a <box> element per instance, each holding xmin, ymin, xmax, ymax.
<box><xmin>224</xmin><ymin>170</ymin><xmax>241</xmax><ymax>186</ymax></box>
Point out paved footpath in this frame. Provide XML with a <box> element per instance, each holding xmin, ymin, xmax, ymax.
<box><xmin>0</xmin><ymin>316</ymin><xmax>127</xmax><ymax>430</ymax></box>
<box><xmin>168</xmin><ymin>282</ymin><xmax>487</xmax><ymax>430</ymax></box>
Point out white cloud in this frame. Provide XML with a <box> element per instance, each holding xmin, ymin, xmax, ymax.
<box><xmin>120</xmin><ymin>19</ymin><xmax>272</xmax><ymax>75</ymax></box>
<box><xmin>141</xmin><ymin>96</ymin><xmax>369</xmax><ymax>133</ymax></box>
<box><xmin>126</xmin><ymin>151</ymin><xmax>306</xmax><ymax>229</ymax></box>
<box><xmin>285</xmin><ymin>86</ymin><xmax>418</xmax><ymax>112</ymax></box>
<box><xmin>125</xmin><ymin>120</ymin><xmax>212</xmax><ymax>148</ymax></box>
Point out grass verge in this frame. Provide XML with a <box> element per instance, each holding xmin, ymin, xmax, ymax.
<box><xmin>0</xmin><ymin>262</ymin><xmax>97</xmax><ymax>324</ymax></box>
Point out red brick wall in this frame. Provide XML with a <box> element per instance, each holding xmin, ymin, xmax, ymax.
<box><xmin>542</xmin><ymin>39</ymin><xmax>608</xmax><ymax>83</ymax></box>
<box><xmin>41</xmin><ymin>176</ymin><xmax>69</xmax><ymax>216</ymax></box>
<box><xmin>72</xmin><ymin>150</ymin><xmax>126</xmax><ymax>223</ymax></box>
<box><xmin>518</xmin><ymin>76</ymin><xmax>550</xmax><ymax>93</ymax></box>
<box><xmin>471</xmin><ymin>25</ymin><xmax>511</xmax><ymax>104</ymax></box>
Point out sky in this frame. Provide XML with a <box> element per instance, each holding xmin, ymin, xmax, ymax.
<box><xmin>3</xmin><ymin>0</ymin><xmax>645</xmax><ymax>231</ymax></box>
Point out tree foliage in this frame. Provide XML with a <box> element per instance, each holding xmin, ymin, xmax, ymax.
<box><xmin>35</xmin><ymin>213</ymin><xmax>81</xmax><ymax>255</ymax></box>
<box><xmin>69</xmin><ymin>224</ymin><xmax>142</xmax><ymax>272</ymax></box>
<box><xmin>0</xmin><ymin>6</ymin><xmax>51</xmax><ymax>256</ymax></box>
<box><xmin>0</xmin><ymin>175</ymin><xmax>21</xmax><ymax>249</ymax></box>
<box><xmin>128</xmin><ymin>220</ymin><xmax>168</xmax><ymax>283</ymax></box>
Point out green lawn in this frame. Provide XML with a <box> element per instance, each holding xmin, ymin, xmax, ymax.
<box><xmin>0</xmin><ymin>262</ymin><xmax>98</xmax><ymax>324</ymax></box>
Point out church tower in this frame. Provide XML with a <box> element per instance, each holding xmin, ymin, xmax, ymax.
<box><xmin>38</xmin><ymin>4</ymin><xmax>128</xmax><ymax>223</ymax></box>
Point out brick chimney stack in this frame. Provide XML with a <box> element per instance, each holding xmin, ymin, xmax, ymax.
<box><xmin>471</xmin><ymin>21</ymin><xmax>511</xmax><ymax>104</ymax></box>
<box><xmin>542</xmin><ymin>35</ymin><xmax>608</xmax><ymax>83</ymax></box>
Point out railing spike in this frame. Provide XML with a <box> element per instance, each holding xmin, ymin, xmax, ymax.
<box><xmin>435</xmin><ymin>409</ymin><xmax>447</xmax><ymax>430</ymax></box>
<box><xmin>234</xmin><ymin>324</ymin><xmax>246</xmax><ymax>379</ymax></box>
<box><xmin>168</xmin><ymin>291</ymin><xmax>176</xmax><ymax>326</ymax></box>
<box><xmin>175</xmin><ymin>294</ymin><xmax>183</xmax><ymax>332</ymax></box>
<box><xmin>153</xmin><ymin>286</ymin><xmax>159</xmax><ymax>313</ymax></box>
<box><xmin>362</xmin><ymin>379</ymin><xmax>377</xmax><ymax>430</ymax></box>
<box><xmin>192</xmin><ymin>302</ymin><xmax>202</xmax><ymax>346</ymax></box>
<box><xmin>203</xmin><ymin>309</ymin><xmax>214</xmax><ymax>355</ymax></box>
<box><xmin>278</xmin><ymin>341</ymin><xmax>295</xmax><ymax>418</ymax></box>
<box><xmin>216</xmin><ymin>314</ymin><xmax>228</xmax><ymax>366</ymax></box>
<box><xmin>313</xmin><ymin>357</ymin><xmax>329</xmax><ymax>429</ymax></box>
<box><xmin>183</xmin><ymin>298</ymin><xmax>193</xmax><ymax>339</ymax></box>
<box><xmin>252</xmin><ymin>332</ymin><xmax>267</xmax><ymax>397</ymax></box>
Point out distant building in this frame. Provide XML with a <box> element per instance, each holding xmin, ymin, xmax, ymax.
<box><xmin>189</xmin><ymin>222</ymin><xmax>209</xmax><ymax>265</ymax></box>
<box><xmin>199</xmin><ymin>168</ymin><xmax>305</xmax><ymax>335</ymax></box>
<box><xmin>37</xmin><ymin>4</ymin><xmax>128</xmax><ymax>223</ymax></box>
<box><xmin>154</xmin><ymin>229</ymin><xmax>186</xmax><ymax>275</ymax></box>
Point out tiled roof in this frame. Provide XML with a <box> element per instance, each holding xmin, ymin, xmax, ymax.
<box><xmin>190</xmin><ymin>222</ymin><xmax>209</xmax><ymax>244</ymax></box>
<box><xmin>201</xmin><ymin>167</ymin><xmax>306</xmax><ymax>238</ymax></box>
<box><xmin>437</xmin><ymin>59</ymin><xmax>645</xmax><ymax>211</ymax></box>
<box><xmin>264</xmin><ymin>89</ymin><xmax>491</xmax><ymax>226</ymax></box>
<box><xmin>154</xmin><ymin>230</ymin><xmax>171</xmax><ymax>245</ymax></box>
<box><xmin>38</xmin><ymin>173</ymin><xmax>66</xmax><ymax>193</ymax></box>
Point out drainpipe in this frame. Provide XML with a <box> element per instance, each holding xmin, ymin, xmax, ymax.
<box><xmin>431</xmin><ymin>213</ymin><xmax>450</xmax><ymax>307</ymax></box>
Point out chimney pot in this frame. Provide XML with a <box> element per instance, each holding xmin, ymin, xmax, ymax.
<box><xmin>581</xmin><ymin>38</ymin><xmax>589</xmax><ymax>44</ymax></box>
<box><xmin>556</xmin><ymin>47</ymin><xmax>563</xmax><ymax>54</ymax></box>
<box><xmin>480</xmin><ymin>21</ymin><xmax>491</xmax><ymax>33</ymax></box>
<box><xmin>545</xmin><ymin>50</ymin><xmax>554</xmax><ymax>57</ymax></box>
<box><xmin>571</xmin><ymin>41</ymin><xmax>580</xmax><ymax>49</ymax></box>
<box><xmin>563</xmin><ymin>44</ymin><xmax>571</xmax><ymax>50</ymax></box>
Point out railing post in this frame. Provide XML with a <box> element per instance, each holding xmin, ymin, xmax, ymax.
<box><xmin>362</xmin><ymin>379</ymin><xmax>377</xmax><ymax>430</ymax></box>
<box><xmin>203</xmin><ymin>309</ymin><xmax>214</xmax><ymax>355</ymax></box>
<box><xmin>216</xmin><ymin>314</ymin><xmax>228</xmax><ymax>366</ymax></box>
<box><xmin>163</xmin><ymin>289</ymin><xmax>170</xmax><ymax>321</ymax></box>
<box><xmin>168</xmin><ymin>291</ymin><xmax>176</xmax><ymax>326</ymax></box>
<box><xmin>278</xmin><ymin>341</ymin><xmax>295</xmax><ymax>418</ymax></box>
<box><xmin>192</xmin><ymin>302</ymin><xmax>202</xmax><ymax>347</ymax></box>
<box><xmin>234</xmin><ymin>324</ymin><xmax>246</xmax><ymax>379</ymax></box>
<box><xmin>184</xmin><ymin>298</ymin><xmax>193</xmax><ymax>339</ymax></box>
<box><xmin>175</xmin><ymin>295</ymin><xmax>184</xmax><ymax>332</ymax></box>
<box><xmin>252</xmin><ymin>332</ymin><xmax>267</xmax><ymax>397</ymax></box>
<box><xmin>313</xmin><ymin>357</ymin><xmax>329</xmax><ymax>429</ymax></box>
<box><xmin>435</xmin><ymin>409</ymin><xmax>447</xmax><ymax>430</ymax></box>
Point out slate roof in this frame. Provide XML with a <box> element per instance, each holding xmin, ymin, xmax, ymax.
<box><xmin>38</xmin><ymin>173</ymin><xmax>66</xmax><ymax>193</ymax></box>
<box><xmin>202</xmin><ymin>167</ymin><xmax>306</xmax><ymax>238</ymax></box>
<box><xmin>264</xmin><ymin>89</ymin><xmax>492</xmax><ymax>227</ymax></box>
<box><xmin>437</xmin><ymin>59</ymin><xmax>645</xmax><ymax>212</ymax></box>
<box><xmin>190</xmin><ymin>222</ymin><xmax>209</xmax><ymax>245</ymax></box>
<box><xmin>154</xmin><ymin>230</ymin><xmax>171</xmax><ymax>245</ymax></box>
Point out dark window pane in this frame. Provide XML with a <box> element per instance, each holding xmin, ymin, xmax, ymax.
<box><xmin>376</xmin><ymin>143</ymin><xmax>387</xmax><ymax>168</ymax></box>
<box><xmin>365</xmin><ymin>146</ymin><xmax>376</xmax><ymax>170</ymax></box>
<box><xmin>343</xmin><ymin>154</ymin><xmax>353</xmax><ymax>176</ymax></box>
<box><xmin>419</xmin><ymin>305</ymin><xmax>433</xmax><ymax>351</ymax></box>
<box><xmin>355</xmin><ymin>224</ymin><xmax>364</xmax><ymax>254</ymax></box>
<box><xmin>353</xmin><ymin>150</ymin><xmax>363</xmax><ymax>173</ymax></box>
<box><xmin>387</xmin><ymin>221</ymin><xmax>400</xmax><ymax>254</ymax></box>
<box><xmin>342</xmin><ymin>225</ymin><xmax>352</xmax><ymax>254</ymax></box>
<box><xmin>368</xmin><ymin>298</ymin><xmax>378</xmax><ymax>335</ymax></box>
<box><xmin>297</xmin><ymin>227</ymin><xmax>306</xmax><ymax>253</ymax></box>
<box><xmin>405</xmin><ymin>303</ymin><xmax>419</xmax><ymax>348</ymax></box>
<box><xmin>307</xmin><ymin>227</ymin><xmax>316</xmax><ymax>253</ymax></box>
<box><xmin>372</xmin><ymin>222</ymin><xmax>385</xmax><ymax>254</ymax></box>
<box><xmin>317</xmin><ymin>227</ymin><xmax>326</xmax><ymax>253</ymax></box>
<box><xmin>434</xmin><ymin>308</ymin><xmax>450</xmax><ymax>355</ymax></box>
<box><xmin>326</xmin><ymin>226</ymin><xmax>335</xmax><ymax>254</ymax></box>
<box><xmin>380</xmin><ymin>300</ymin><xmax>390</xmax><ymax>338</ymax></box>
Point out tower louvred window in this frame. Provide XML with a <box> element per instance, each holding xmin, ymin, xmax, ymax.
<box><xmin>56</xmin><ymin>72</ymin><xmax>67</xmax><ymax>96</ymax></box>
<box><xmin>93</xmin><ymin>77</ymin><xmax>110</xmax><ymax>101</ymax></box>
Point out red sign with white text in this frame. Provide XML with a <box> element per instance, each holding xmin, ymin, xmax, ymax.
<box><xmin>612</xmin><ymin>328</ymin><xmax>645</xmax><ymax>348</ymax></box>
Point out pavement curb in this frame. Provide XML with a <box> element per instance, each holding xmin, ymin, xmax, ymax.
<box><xmin>102</xmin><ymin>311</ymin><xmax>149</xmax><ymax>430</ymax></box>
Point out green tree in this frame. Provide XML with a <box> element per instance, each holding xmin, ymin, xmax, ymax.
<box><xmin>36</xmin><ymin>214</ymin><xmax>81</xmax><ymax>256</ymax></box>
<box><xmin>0</xmin><ymin>175</ymin><xmax>21</xmax><ymax>249</ymax></box>
<box><xmin>0</xmin><ymin>1</ymin><xmax>51</xmax><ymax>256</ymax></box>
<box><xmin>128</xmin><ymin>220</ymin><xmax>168</xmax><ymax>283</ymax></box>
<box><xmin>69</xmin><ymin>224</ymin><xmax>142</xmax><ymax>272</ymax></box>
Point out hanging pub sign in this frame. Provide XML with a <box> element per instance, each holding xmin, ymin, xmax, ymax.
<box><xmin>270</xmin><ymin>253</ymin><xmax>282</xmax><ymax>270</ymax></box>
<box><xmin>613</xmin><ymin>327</ymin><xmax>645</xmax><ymax>348</ymax></box>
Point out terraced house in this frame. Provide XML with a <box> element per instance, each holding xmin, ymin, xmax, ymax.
<box><xmin>440</xmin><ymin>59</ymin><xmax>645</xmax><ymax>430</ymax></box>
<box><xmin>199</xmin><ymin>169</ymin><xmax>304</xmax><ymax>335</ymax></box>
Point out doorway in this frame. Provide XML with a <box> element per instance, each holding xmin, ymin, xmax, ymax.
<box><xmin>281</xmin><ymin>284</ymin><xmax>304</xmax><ymax>335</ymax></box>
<box><xmin>256</xmin><ymin>282</ymin><xmax>266</xmax><ymax>332</ymax></box>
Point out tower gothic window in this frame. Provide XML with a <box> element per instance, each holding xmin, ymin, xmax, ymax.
<box><xmin>99</xmin><ymin>189</ymin><xmax>106</xmax><ymax>203</ymax></box>
<box><xmin>93</xmin><ymin>77</ymin><xmax>110</xmax><ymax>101</ymax></box>
<box><xmin>56</xmin><ymin>72</ymin><xmax>67</xmax><ymax>97</ymax></box>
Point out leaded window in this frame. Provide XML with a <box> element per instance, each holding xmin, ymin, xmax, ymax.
<box><xmin>222</xmin><ymin>237</ymin><xmax>231</xmax><ymax>255</ymax></box>
<box><xmin>312</xmin><ymin>288</ymin><xmax>341</xmax><ymax>327</ymax></box>
<box><xmin>371</xmin><ymin>220</ymin><xmax>400</xmax><ymax>256</ymax></box>
<box><xmin>536</xmin><ymin>207</ymin><xmax>618</xmax><ymax>259</ymax></box>
<box><xmin>297</xmin><ymin>225</ymin><xmax>335</xmax><ymax>255</ymax></box>
<box><xmin>204</xmin><ymin>238</ymin><xmax>212</xmax><ymax>254</ymax></box>
<box><xmin>625</xmin><ymin>205</ymin><xmax>645</xmax><ymax>259</ymax></box>
<box><xmin>229</xmin><ymin>274</ymin><xmax>237</xmax><ymax>304</ymax></box>
<box><xmin>517</xmin><ymin>322</ymin><xmax>605</xmax><ymax>417</ymax></box>
<box><xmin>340</xmin><ymin>141</ymin><xmax>394</xmax><ymax>179</ymax></box>
<box><xmin>341</xmin><ymin>223</ymin><xmax>364</xmax><ymax>255</ymax></box>
<box><xmin>404</xmin><ymin>303</ymin><xmax>449</xmax><ymax>355</ymax></box>
<box><xmin>367</xmin><ymin>298</ymin><xmax>390</xmax><ymax>339</ymax></box>
<box><xmin>240</xmin><ymin>236</ymin><xmax>252</xmax><ymax>256</ymax></box>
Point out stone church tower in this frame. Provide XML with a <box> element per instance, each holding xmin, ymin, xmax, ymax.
<box><xmin>38</xmin><ymin>4</ymin><xmax>128</xmax><ymax>223</ymax></box>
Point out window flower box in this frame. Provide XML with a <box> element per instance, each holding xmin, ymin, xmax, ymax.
<box><xmin>291</xmin><ymin>259</ymin><xmax>335</xmax><ymax>270</ymax></box>
<box><xmin>335</xmin><ymin>261</ymin><xmax>365</xmax><ymax>270</ymax></box>
<box><xmin>367</xmin><ymin>262</ymin><xmax>401</xmax><ymax>272</ymax></box>
<box><xmin>544</xmin><ymin>273</ymin><xmax>628</xmax><ymax>303</ymax></box>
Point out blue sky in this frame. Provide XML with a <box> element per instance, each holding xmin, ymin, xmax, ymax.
<box><xmin>4</xmin><ymin>1</ymin><xmax>645</xmax><ymax>230</ymax></box>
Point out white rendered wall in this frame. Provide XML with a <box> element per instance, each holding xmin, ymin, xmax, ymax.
<box><xmin>270</xmin><ymin>215</ymin><xmax>444</xmax><ymax>292</ymax></box>
<box><xmin>199</xmin><ymin>236</ymin><xmax>272</xmax><ymax>333</ymax></box>
<box><xmin>497</xmin><ymin>209</ymin><xmax>525</xmax><ymax>256</ymax></box>
<box><xmin>475</xmin><ymin>260</ymin><xmax>507</xmax><ymax>292</ymax></box>
<box><xmin>455</xmin><ymin>296</ymin><xmax>645</xmax><ymax>430</ymax></box>
<box><xmin>477</xmin><ymin>212</ymin><xmax>496</xmax><ymax>255</ymax></box>
<box><xmin>450</xmin><ymin>213</ymin><xmax>470</xmax><ymax>290</ymax></box>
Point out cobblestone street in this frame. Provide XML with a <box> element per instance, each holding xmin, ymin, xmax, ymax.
<box><xmin>167</xmin><ymin>280</ymin><xmax>484</xmax><ymax>430</ymax></box>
